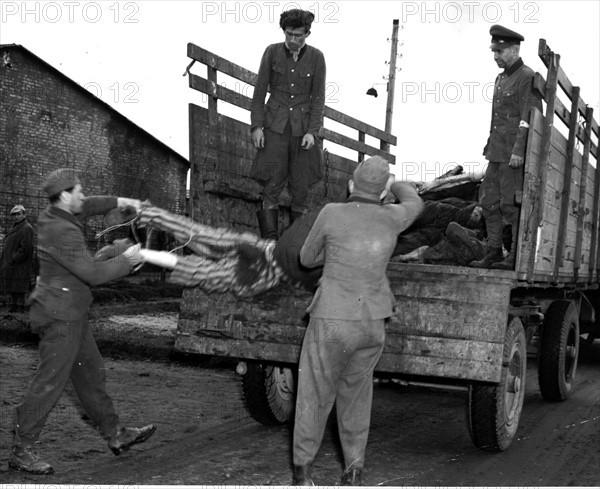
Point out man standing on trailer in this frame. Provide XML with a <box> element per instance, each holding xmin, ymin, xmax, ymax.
<box><xmin>250</xmin><ymin>8</ymin><xmax>326</xmax><ymax>240</ymax></box>
<box><xmin>471</xmin><ymin>25</ymin><xmax>543</xmax><ymax>269</ymax></box>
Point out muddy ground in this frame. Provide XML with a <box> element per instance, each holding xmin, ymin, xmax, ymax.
<box><xmin>0</xmin><ymin>282</ymin><xmax>599</xmax><ymax>486</ymax></box>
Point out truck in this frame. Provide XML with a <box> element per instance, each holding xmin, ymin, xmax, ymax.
<box><xmin>175</xmin><ymin>38</ymin><xmax>599</xmax><ymax>451</ymax></box>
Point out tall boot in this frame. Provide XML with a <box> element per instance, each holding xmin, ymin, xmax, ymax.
<box><xmin>256</xmin><ymin>208</ymin><xmax>278</xmax><ymax>240</ymax></box>
<box><xmin>491</xmin><ymin>224</ymin><xmax>518</xmax><ymax>270</ymax></box>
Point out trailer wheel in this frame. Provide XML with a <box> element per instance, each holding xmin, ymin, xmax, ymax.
<box><xmin>538</xmin><ymin>300</ymin><xmax>579</xmax><ymax>401</ymax></box>
<box><xmin>242</xmin><ymin>363</ymin><xmax>296</xmax><ymax>425</ymax></box>
<box><xmin>468</xmin><ymin>316</ymin><xmax>526</xmax><ymax>452</ymax></box>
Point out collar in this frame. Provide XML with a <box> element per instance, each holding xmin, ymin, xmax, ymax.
<box><xmin>48</xmin><ymin>205</ymin><xmax>82</xmax><ymax>228</ymax></box>
<box><xmin>284</xmin><ymin>41</ymin><xmax>306</xmax><ymax>60</ymax></box>
<box><xmin>346</xmin><ymin>194</ymin><xmax>382</xmax><ymax>205</ymax></box>
<box><xmin>504</xmin><ymin>57</ymin><xmax>524</xmax><ymax>76</ymax></box>
<box><xmin>10</xmin><ymin>219</ymin><xmax>27</xmax><ymax>231</ymax></box>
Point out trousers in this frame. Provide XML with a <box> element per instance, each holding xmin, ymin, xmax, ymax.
<box><xmin>293</xmin><ymin>317</ymin><xmax>385</xmax><ymax>470</ymax></box>
<box><xmin>253</xmin><ymin>123</ymin><xmax>317</xmax><ymax>213</ymax></box>
<box><xmin>479</xmin><ymin>161</ymin><xmax>522</xmax><ymax>248</ymax></box>
<box><xmin>13</xmin><ymin>317</ymin><xmax>120</xmax><ymax>447</ymax></box>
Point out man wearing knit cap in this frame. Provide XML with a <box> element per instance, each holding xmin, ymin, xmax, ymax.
<box><xmin>471</xmin><ymin>25</ymin><xmax>542</xmax><ymax>269</ymax></box>
<box><xmin>291</xmin><ymin>156</ymin><xmax>424</xmax><ymax>486</ymax></box>
<box><xmin>9</xmin><ymin>168</ymin><xmax>156</xmax><ymax>475</ymax></box>
<box><xmin>1</xmin><ymin>204</ymin><xmax>34</xmax><ymax>312</ymax></box>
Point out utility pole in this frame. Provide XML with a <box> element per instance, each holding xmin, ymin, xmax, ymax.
<box><xmin>382</xmin><ymin>19</ymin><xmax>400</xmax><ymax>152</ymax></box>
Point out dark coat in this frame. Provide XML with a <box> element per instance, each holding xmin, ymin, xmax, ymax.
<box><xmin>1</xmin><ymin>219</ymin><xmax>34</xmax><ymax>293</ymax></box>
<box><xmin>28</xmin><ymin>197</ymin><xmax>132</xmax><ymax>328</ymax></box>
<box><xmin>483</xmin><ymin>58</ymin><xmax>543</xmax><ymax>162</ymax></box>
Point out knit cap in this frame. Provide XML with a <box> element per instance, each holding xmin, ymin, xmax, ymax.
<box><xmin>352</xmin><ymin>156</ymin><xmax>390</xmax><ymax>195</ymax></box>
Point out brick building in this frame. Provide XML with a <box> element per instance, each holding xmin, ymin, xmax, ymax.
<box><xmin>0</xmin><ymin>44</ymin><xmax>189</xmax><ymax>258</ymax></box>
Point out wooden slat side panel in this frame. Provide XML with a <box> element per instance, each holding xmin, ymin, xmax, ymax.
<box><xmin>189</xmin><ymin>104</ymin><xmax>354</xmax><ymax>207</ymax></box>
<box><xmin>187</xmin><ymin>43</ymin><xmax>396</xmax><ymax>146</ymax></box>
<box><xmin>380</xmin><ymin>338</ymin><xmax>504</xmax><ymax>382</ymax></box>
<box><xmin>174</xmin><ymin>334</ymin><xmax>502</xmax><ymax>382</ymax></box>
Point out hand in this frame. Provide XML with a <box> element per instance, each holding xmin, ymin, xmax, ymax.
<box><xmin>252</xmin><ymin>128</ymin><xmax>265</xmax><ymax>149</ymax></box>
<box><xmin>117</xmin><ymin>197</ymin><xmax>142</xmax><ymax>212</ymax></box>
<box><xmin>301</xmin><ymin>133</ymin><xmax>315</xmax><ymax>150</ymax></box>
<box><xmin>121</xmin><ymin>243</ymin><xmax>145</xmax><ymax>272</ymax></box>
<box><xmin>509</xmin><ymin>154</ymin><xmax>524</xmax><ymax>168</ymax></box>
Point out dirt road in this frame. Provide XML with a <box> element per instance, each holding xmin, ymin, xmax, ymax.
<box><xmin>1</xmin><ymin>306</ymin><xmax>598</xmax><ymax>486</ymax></box>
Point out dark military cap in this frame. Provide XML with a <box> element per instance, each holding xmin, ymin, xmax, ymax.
<box><xmin>489</xmin><ymin>24</ymin><xmax>524</xmax><ymax>50</ymax></box>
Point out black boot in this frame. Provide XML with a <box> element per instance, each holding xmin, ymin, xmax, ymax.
<box><xmin>491</xmin><ymin>224</ymin><xmax>518</xmax><ymax>270</ymax></box>
<box><xmin>292</xmin><ymin>464</ymin><xmax>314</xmax><ymax>486</ymax></box>
<box><xmin>469</xmin><ymin>247</ymin><xmax>503</xmax><ymax>269</ymax></box>
<box><xmin>256</xmin><ymin>209</ymin><xmax>278</xmax><ymax>240</ymax></box>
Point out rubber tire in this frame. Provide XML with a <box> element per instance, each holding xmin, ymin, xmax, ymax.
<box><xmin>538</xmin><ymin>300</ymin><xmax>579</xmax><ymax>402</ymax></box>
<box><xmin>242</xmin><ymin>363</ymin><xmax>296</xmax><ymax>425</ymax></box>
<box><xmin>468</xmin><ymin>316</ymin><xmax>527</xmax><ymax>452</ymax></box>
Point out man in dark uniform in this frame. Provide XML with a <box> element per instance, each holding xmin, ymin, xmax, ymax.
<box><xmin>1</xmin><ymin>204</ymin><xmax>34</xmax><ymax>312</ymax></box>
<box><xmin>292</xmin><ymin>157</ymin><xmax>424</xmax><ymax>486</ymax></box>
<box><xmin>250</xmin><ymin>8</ymin><xmax>326</xmax><ymax>239</ymax></box>
<box><xmin>9</xmin><ymin>168</ymin><xmax>155</xmax><ymax>475</ymax></box>
<box><xmin>471</xmin><ymin>25</ymin><xmax>543</xmax><ymax>269</ymax></box>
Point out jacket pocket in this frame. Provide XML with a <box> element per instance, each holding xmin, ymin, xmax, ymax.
<box><xmin>32</xmin><ymin>284</ymin><xmax>92</xmax><ymax>321</ymax></box>
<box><xmin>271</xmin><ymin>63</ymin><xmax>287</xmax><ymax>88</ymax></box>
<box><xmin>297</xmin><ymin>67</ymin><xmax>313</xmax><ymax>91</ymax></box>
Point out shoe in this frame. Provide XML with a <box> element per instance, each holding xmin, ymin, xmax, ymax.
<box><xmin>469</xmin><ymin>248</ymin><xmax>503</xmax><ymax>269</ymax></box>
<box><xmin>108</xmin><ymin>424</ymin><xmax>156</xmax><ymax>455</ymax></box>
<box><xmin>9</xmin><ymin>446</ymin><xmax>54</xmax><ymax>475</ymax></box>
<box><xmin>490</xmin><ymin>252</ymin><xmax>516</xmax><ymax>270</ymax></box>
<box><xmin>341</xmin><ymin>468</ymin><xmax>362</xmax><ymax>486</ymax></box>
<box><xmin>292</xmin><ymin>464</ymin><xmax>314</xmax><ymax>486</ymax></box>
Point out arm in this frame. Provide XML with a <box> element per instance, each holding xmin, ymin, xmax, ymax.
<box><xmin>511</xmin><ymin>72</ymin><xmax>543</xmax><ymax>162</ymax></box>
<box><xmin>307</xmin><ymin>50</ymin><xmax>326</xmax><ymax>138</ymax></box>
<box><xmin>79</xmin><ymin>196</ymin><xmax>118</xmax><ymax>219</ymax></box>
<box><xmin>389</xmin><ymin>182</ymin><xmax>425</xmax><ymax>227</ymax></box>
<box><xmin>48</xmin><ymin>223</ymin><xmax>133</xmax><ymax>285</ymax></box>
<box><xmin>250</xmin><ymin>45</ymin><xmax>272</xmax><ymax>133</ymax></box>
<box><xmin>299</xmin><ymin>206</ymin><xmax>329</xmax><ymax>268</ymax></box>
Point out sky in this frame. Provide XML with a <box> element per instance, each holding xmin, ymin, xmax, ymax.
<box><xmin>1</xmin><ymin>0</ymin><xmax>599</xmax><ymax>182</ymax></box>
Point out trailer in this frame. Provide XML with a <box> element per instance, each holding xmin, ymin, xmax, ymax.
<box><xmin>176</xmin><ymin>39</ymin><xmax>599</xmax><ymax>451</ymax></box>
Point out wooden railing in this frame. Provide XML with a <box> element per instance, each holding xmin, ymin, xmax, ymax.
<box><xmin>186</xmin><ymin>42</ymin><xmax>396</xmax><ymax>163</ymax></box>
<box><xmin>519</xmin><ymin>39</ymin><xmax>599</xmax><ymax>284</ymax></box>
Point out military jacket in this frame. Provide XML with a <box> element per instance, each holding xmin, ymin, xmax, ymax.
<box><xmin>484</xmin><ymin>58</ymin><xmax>543</xmax><ymax>163</ymax></box>
<box><xmin>29</xmin><ymin>197</ymin><xmax>132</xmax><ymax>325</ymax></box>
<box><xmin>250</xmin><ymin>42</ymin><xmax>326</xmax><ymax>138</ymax></box>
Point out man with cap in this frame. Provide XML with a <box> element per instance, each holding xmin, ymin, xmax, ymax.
<box><xmin>471</xmin><ymin>24</ymin><xmax>543</xmax><ymax>269</ymax></box>
<box><xmin>1</xmin><ymin>204</ymin><xmax>34</xmax><ymax>312</ymax></box>
<box><xmin>250</xmin><ymin>8</ymin><xmax>326</xmax><ymax>240</ymax></box>
<box><xmin>291</xmin><ymin>156</ymin><xmax>424</xmax><ymax>486</ymax></box>
<box><xmin>9</xmin><ymin>168</ymin><xmax>155</xmax><ymax>475</ymax></box>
